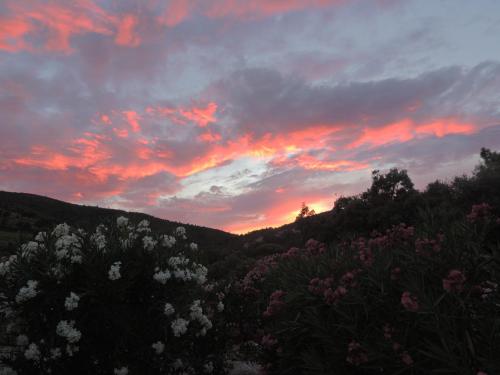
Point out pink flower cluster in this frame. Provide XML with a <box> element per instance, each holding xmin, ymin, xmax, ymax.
<box><xmin>467</xmin><ymin>203</ymin><xmax>492</xmax><ymax>223</ymax></box>
<box><xmin>346</xmin><ymin>340</ymin><xmax>368</xmax><ymax>366</ymax></box>
<box><xmin>304</xmin><ymin>239</ymin><xmax>327</xmax><ymax>255</ymax></box>
<box><xmin>401</xmin><ymin>291</ymin><xmax>419</xmax><ymax>312</ymax></box>
<box><xmin>442</xmin><ymin>270</ymin><xmax>466</xmax><ymax>293</ymax></box>
<box><xmin>263</xmin><ymin>290</ymin><xmax>286</xmax><ymax>318</ymax></box>
<box><xmin>415</xmin><ymin>235</ymin><xmax>443</xmax><ymax>256</ymax></box>
<box><xmin>261</xmin><ymin>333</ymin><xmax>277</xmax><ymax>348</ymax></box>
<box><xmin>309</xmin><ymin>270</ymin><xmax>360</xmax><ymax>305</ymax></box>
<box><xmin>308</xmin><ymin>277</ymin><xmax>334</xmax><ymax>295</ymax></box>
<box><xmin>242</xmin><ymin>254</ymin><xmax>280</xmax><ymax>294</ymax></box>
<box><xmin>351</xmin><ymin>238</ymin><xmax>373</xmax><ymax>267</ymax></box>
<box><xmin>383</xmin><ymin>324</ymin><xmax>414</xmax><ymax>366</ymax></box>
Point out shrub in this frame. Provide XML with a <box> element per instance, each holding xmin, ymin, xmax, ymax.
<box><xmin>0</xmin><ymin>218</ymin><xmax>228</xmax><ymax>374</ymax></box>
<box><xmin>242</xmin><ymin>215</ymin><xmax>500</xmax><ymax>374</ymax></box>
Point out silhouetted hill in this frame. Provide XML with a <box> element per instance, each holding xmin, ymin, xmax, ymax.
<box><xmin>0</xmin><ymin>191</ymin><xmax>238</xmax><ymax>259</ymax></box>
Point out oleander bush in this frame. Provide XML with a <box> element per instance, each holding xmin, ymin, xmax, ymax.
<box><xmin>239</xmin><ymin>210</ymin><xmax>500</xmax><ymax>374</ymax></box>
<box><xmin>0</xmin><ymin>218</ymin><xmax>229</xmax><ymax>375</ymax></box>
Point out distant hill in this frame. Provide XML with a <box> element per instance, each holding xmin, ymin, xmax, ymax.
<box><xmin>0</xmin><ymin>191</ymin><xmax>239</xmax><ymax>260</ymax></box>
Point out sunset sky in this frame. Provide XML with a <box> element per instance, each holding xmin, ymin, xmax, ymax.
<box><xmin>1</xmin><ymin>0</ymin><xmax>500</xmax><ymax>233</ymax></box>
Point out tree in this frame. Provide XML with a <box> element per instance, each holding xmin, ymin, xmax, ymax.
<box><xmin>295</xmin><ymin>202</ymin><xmax>316</xmax><ymax>221</ymax></box>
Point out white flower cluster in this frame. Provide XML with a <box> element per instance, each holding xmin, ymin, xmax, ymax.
<box><xmin>52</xmin><ymin>223</ymin><xmax>70</xmax><ymax>238</ymax></box>
<box><xmin>56</xmin><ymin>320</ymin><xmax>82</xmax><ymax>343</ymax></box>
<box><xmin>143</xmin><ymin>236</ymin><xmax>157</xmax><ymax>251</ymax></box>
<box><xmin>204</xmin><ymin>361</ymin><xmax>214</xmax><ymax>374</ymax></box>
<box><xmin>167</xmin><ymin>256</ymin><xmax>208</xmax><ymax>285</ymax></box>
<box><xmin>189</xmin><ymin>300</ymin><xmax>212</xmax><ymax>336</ymax></box>
<box><xmin>171</xmin><ymin>318</ymin><xmax>189</xmax><ymax>337</ymax></box>
<box><xmin>21</xmin><ymin>241</ymin><xmax>38</xmax><ymax>259</ymax></box>
<box><xmin>189</xmin><ymin>242</ymin><xmax>198</xmax><ymax>251</ymax></box>
<box><xmin>114</xmin><ymin>367</ymin><xmax>129</xmax><ymax>375</ymax></box>
<box><xmin>64</xmin><ymin>292</ymin><xmax>80</xmax><ymax>311</ymax></box>
<box><xmin>151</xmin><ymin>341</ymin><xmax>165</xmax><ymax>354</ymax></box>
<box><xmin>50</xmin><ymin>347</ymin><xmax>62</xmax><ymax>359</ymax></box>
<box><xmin>164</xmin><ymin>303</ymin><xmax>175</xmax><ymax>316</ymax></box>
<box><xmin>217</xmin><ymin>301</ymin><xmax>225</xmax><ymax>312</ymax></box>
<box><xmin>228</xmin><ymin>361</ymin><xmax>262</xmax><ymax>375</ymax></box>
<box><xmin>153</xmin><ymin>269</ymin><xmax>171</xmax><ymax>284</ymax></box>
<box><xmin>55</xmin><ymin>233</ymin><xmax>82</xmax><ymax>264</ymax></box>
<box><xmin>34</xmin><ymin>231</ymin><xmax>47</xmax><ymax>242</ymax></box>
<box><xmin>0</xmin><ymin>255</ymin><xmax>16</xmax><ymax>277</ymax></box>
<box><xmin>15</xmin><ymin>280</ymin><xmax>39</xmax><ymax>303</ymax></box>
<box><xmin>108</xmin><ymin>261</ymin><xmax>122</xmax><ymax>281</ymax></box>
<box><xmin>90</xmin><ymin>224</ymin><xmax>107</xmax><ymax>251</ymax></box>
<box><xmin>137</xmin><ymin>219</ymin><xmax>151</xmax><ymax>233</ymax></box>
<box><xmin>16</xmin><ymin>334</ymin><xmax>29</xmax><ymax>346</ymax></box>
<box><xmin>175</xmin><ymin>226</ymin><xmax>187</xmax><ymax>239</ymax></box>
<box><xmin>0</xmin><ymin>366</ymin><xmax>18</xmax><ymax>375</ymax></box>
<box><xmin>116</xmin><ymin>216</ymin><xmax>129</xmax><ymax>229</ymax></box>
<box><xmin>24</xmin><ymin>342</ymin><xmax>41</xmax><ymax>362</ymax></box>
<box><xmin>161</xmin><ymin>235</ymin><xmax>176</xmax><ymax>248</ymax></box>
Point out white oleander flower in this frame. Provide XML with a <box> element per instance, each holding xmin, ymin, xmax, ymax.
<box><xmin>161</xmin><ymin>235</ymin><xmax>176</xmax><ymax>248</ymax></box>
<box><xmin>0</xmin><ymin>255</ymin><xmax>16</xmax><ymax>277</ymax></box>
<box><xmin>229</xmin><ymin>361</ymin><xmax>262</xmax><ymax>375</ymax></box>
<box><xmin>172</xmin><ymin>358</ymin><xmax>184</xmax><ymax>369</ymax></box>
<box><xmin>64</xmin><ymin>292</ymin><xmax>80</xmax><ymax>311</ymax></box>
<box><xmin>52</xmin><ymin>223</ymin><xmax>71</xmax><ymax>238</ymax></box>
<box><xmin>217</xmin><ymin>301</ymin><xmax>225</xmax><ymax>312</ymax></box>
<box><xmin>50</xmin><ymin>347</ymin><xmax>62</xmax><ymax>359</ymax></box>
<box><xmin>24</xmin><ymin>342</ymin><xmax>41</xmax><ymax>361</ymax></box>
<box><xmin>0</xmin><ymin>366</ymin><xmax>18</xmax><ymax>375</ymax></box>
<box><xmin>55</xmin><ymin>234</ymin><xmax>82</xmax><ymax>263</ymax></box>
<box><xmin>16</xmin><ymin>334</ymin><xmax>29</xmax><ymax>346</ymax></box>
<box><xmin>143</xmin><ymin>236</ymin><xmax>157</xmax><ymax>251</ymax></box>
<box><xmin>116</xmin><ymin>216</ymin><xmax>129</xmax><ymax>228</ymax></box>
<box><xmin>204</xmin><ymin>361</ymin><xmax>214</xmax><ymax>373</ymax></box>
<box><xmin>175</xmin><ymin>226</ymin><xmax>186</xmax><ymax>239</ymax></box>
<box><xmin>137</xmin><ymin>219</ymin><xmax>151</xmax><ymax>233</ymax></box>
<box><xmin>190</xmin><ymin>242</ymin><xmax>198</xmax><ymax>251</ymax></box>
<box><xmin>114</xmin><ymin>366</ymin><xmax>129</xmax><ymax>375</ymax></box>
<box><xmin>108</xmin><ymin>261</ymin><xmax>122</xmax><ymax>281</ymax></box>
<box><xmin>66</xmin><ymin>344</ymin><xmax>79</xmax><ymax>356</ymax></box>
<box><xmin>16</xmin><ymin>280</ymin><xmax>39</xmax><ymax>303</ymax></box>
<box><xmin>34</xmin><ymin>231</ymin><xmax>47</xmax><ymax>242</ymax></box>
<box><xmin>153</xmin><ymin>269</ymin><xmax>171</xmax><ymax>284</ymax></box>
<box><xmin>171</xmin><ymin>318</ymin><xmax>189</xmax><ymax>337</ymax></box>
<box><xmin>21</xmin><ymin>241</ymin><xmax>38</xmax><ymax>259</ymax></box>
<box><xmin>56</xmin><ymin>320</ymin><xmax>82</xmax><ymax>343</ymax></box>
<box><xmin>151</xmin><ymin>341</ymin><xmax>165</xmax><ymax>354</ymax></box>
<box><xmin>164</xmin><ymin>303</ymin><xmax>175</xmax><ymax>316</ymax></box>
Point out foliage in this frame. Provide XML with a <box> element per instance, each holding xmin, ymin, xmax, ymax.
<box><xmin>240</xmin><ymin>213</ymin><xmax>500</xmax><ymax>374</ymax></box>
<box><xmin>0</xmin><ymin>219</ymin><xmax>229</xmax><ymax>374</ymax></box>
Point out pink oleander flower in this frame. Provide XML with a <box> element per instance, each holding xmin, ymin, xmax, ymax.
<box><xmin>261</xmin><ymin>334</ymin><xmax>277</xmax><ymax>348</ymax></box>
<box><xmin>324</xmin><ymin>286</ymin><xmax>347</xmax><ymax>305</ymax></box>
<box><xmin>383</xmin><ymin>324</ymin><xmax>393</xmax><ymax>340</ymax></box>
<box><xmin>263</xmin><ymin>290</ymin><xmax>286</xmax><ymax>317</ymax></box>
<box><xmin>390</xmin><ymin>267</ymin><xmax>401</xmax><ymax>281</ymax></box>
<box><xmin>346</xmin><ymin>340</ymin><xmax>368</xmax><ymax>366</ymax></box>
<box><xmin>401</xmin><ymin>291</ymin><xmax>419</xmax><ymax>311</ymax></box>
<box><xmin>467</xmin><ymin>203</ymin><xmax>492</xmax><ymax>223</ymax></box>
<box><xmin>401</xmin><ymin>351</ymin><xmax>414</xmax><ymax>366</ymax></box>
<box><xmin>443</xmin><ymin>270</ymin><xmax>466</xmax><ymax>293</ymax></box>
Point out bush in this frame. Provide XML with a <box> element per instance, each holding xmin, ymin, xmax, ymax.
<box><xmin>0</xmin><ymin>218</ymin><xmax>228</xmax><ymax>374</ymax></box>
<box><xmin>240</xmin><ymin>212</ymin><xmax>500</xmax><ymax>374</ymax></box>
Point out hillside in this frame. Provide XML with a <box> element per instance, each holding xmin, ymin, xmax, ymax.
<box><xmin>0</xmin><ymin>191</ymin><xmax>238</xmax><ymax>259</ymax></box>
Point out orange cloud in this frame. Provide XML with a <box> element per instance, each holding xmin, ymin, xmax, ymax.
<box><xmin>160</xmin><ymin>0</ymin><xmax>343</xmax><ymax>26</ymax></box>
<box><xmin>198</xmin><ymin>131</ymin><xmax>222</xmax><ymax>142</ymax></box>
<box><xmin>123</xmin><ymin>111</ymin><xmax>142</xmax><ymax>132</ymax></box>
<box><xmin>114</xmin><ymin>14</ymin><xmax>140</xmax><ymax>47</ymax></box>
<box><xmin>178</xmin><ymin>102</ymin><xmax>218</xmax><ymax>127</ymax></box>
<box><xmin>0</xmin><ymin>1</ymin><xmax>142</xmax><ymax>52</ymax></box>
<box><xmin>348</xmin><ymin>118</ymin><xmax>476</xmax><ymax>149</ymax></box>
